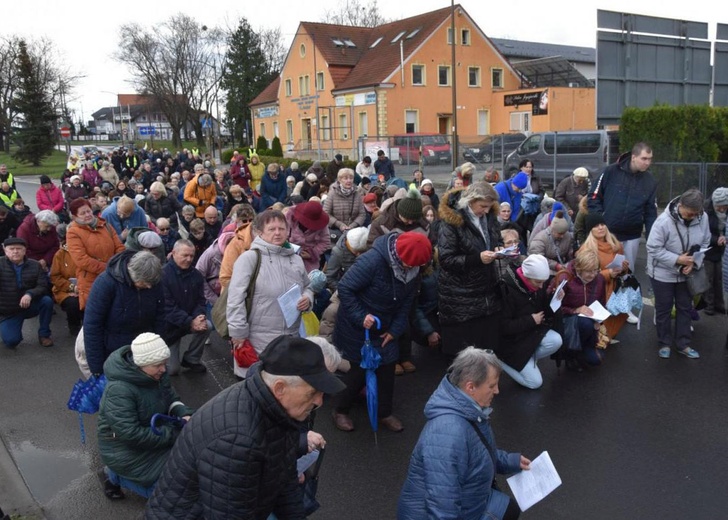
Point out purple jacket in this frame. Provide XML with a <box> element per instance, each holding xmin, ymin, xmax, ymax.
<box><xmin>16</xmin><ymin>215</ymin><xmax>60</xmax><ymax>266</ymax></box>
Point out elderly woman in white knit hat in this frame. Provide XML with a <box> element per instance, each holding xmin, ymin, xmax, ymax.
<box><xmin>97</xmin><ymin>332</ymin><xmax>194</xmax><ymax>500</ymax></box>
<box><xmin>555</xmin><ymin>167</ymin><xmax>590</xmax><ymax>217</ymax></box>
<box><xmin>495</xmin><ymin>254</ymin><xmax>562</xmax><ymax>389</ymax></box>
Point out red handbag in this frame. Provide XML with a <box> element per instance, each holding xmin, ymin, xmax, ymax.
<box><xmin>232</xmin><ymin>339</ymin><xmax>259</xmax><ymax>368</ymax></box>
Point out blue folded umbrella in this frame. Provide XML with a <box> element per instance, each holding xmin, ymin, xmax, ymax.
<box><xmin>67</xmin><ymin>375</ymin><xmax>107</xmax><ymax>444</ymax></box>
<box><xmin>360</xmin><ymin>316</ymin><xmax>382</xmax><ymax>444</ymax></box>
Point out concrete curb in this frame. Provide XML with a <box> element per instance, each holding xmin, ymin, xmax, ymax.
<box><xmin>0</xmin><ymin>436</ymin><xmax>46</xmax><ymax>519</ymax></box>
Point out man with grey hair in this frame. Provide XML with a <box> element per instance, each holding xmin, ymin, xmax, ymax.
<box><xmin>146</xmin><ymin>335</ymin><xmax>345</xmax><ymax>518</ymax></box>
<box><xmin>399</xmin><ymin>347</ymin><xmax>530</xmax><ymax>520</ymax></box>
<box><xmin>83</xmin><ymin>250</ymin><xmax>165</xmax><ymax>376</ymax></box>
<box><xmin>161</xmin><ymin>240</ymin><xmax>209</xmax><ymax>375</ymax></box>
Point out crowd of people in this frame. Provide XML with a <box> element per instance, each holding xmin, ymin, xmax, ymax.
<box><xmin>1</xmin><ymin>139</ymin><xmax>726</xmax><ymax>519</ymax></box>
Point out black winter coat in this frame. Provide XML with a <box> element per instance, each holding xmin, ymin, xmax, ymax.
<box><xmin>497</xmin><ymin>265</ymin><xmax>552</xmax><ymax>371</ymax></box>
<box><xmin>705</xmin><ymin>199</ymin><xmax>726</xmax><ymax>262</ymax></box>
<box><xmin>145</xmin><ymin>364</ymin><xmax>305</xmax><ymax>519</ymax></box>
<box><xmin>161</xmin><ymin>259</ymin><xmax>207</xmax><ymax>344</ymax></box>
<box><xmin>437</xmin><ymin>188</ymin><xmax>502</xmax><ymax>325</ymax></box>
<box><xmin>143</xmin><ymin>193</ymin><xmax>181</xmax><ymax>223</ymax></box>
<box><xmin>0</xmin><ymin>257</ymin><xmax>48</xmax><ymax>316</ymax></box>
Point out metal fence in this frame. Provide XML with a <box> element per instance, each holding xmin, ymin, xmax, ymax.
<box><xmin>651</xmin><ymin>162</ymin><xmax>728</xmax><ymax>205</ymax></box>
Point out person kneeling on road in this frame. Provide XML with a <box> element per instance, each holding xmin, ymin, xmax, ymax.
<box><xmin>97</xmin><ymin>333</ymin><xmax>194</xmax><ymax>500</ymax></box>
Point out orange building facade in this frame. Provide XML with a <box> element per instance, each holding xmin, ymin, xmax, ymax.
<box><xmin>249</xmin><ymin>5</ymin><xmax>596</xmax><ymax>161</ymax></box>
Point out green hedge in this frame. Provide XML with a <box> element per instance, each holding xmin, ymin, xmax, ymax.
<box><xmin>219</xmin><ymin>149</ymin><xmax>357</xmax><ymax>173</ymax></box>
<box><xmin>620</xmin><ymin>105</ymin><xmax>728</xmax><ymax>162</ymax></box>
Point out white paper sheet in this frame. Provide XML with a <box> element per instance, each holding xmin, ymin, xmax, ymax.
<box><xmin>691</xmin><ymin>247</ymin><xmax>711</xmax><ymax>269</ymax></box>
<box><xmin>277</xmin><ymin>284</ymin><xmax>302</xmax><ymax>327</ymax></box>
<box><xmin>578</xmin><ymin>300</ymin><xmax>611</xmax><ymax>322</ymax></box>
<box><xmin>495</xmin><ymin>245</ymin><xmax>519</xmax><ymax>258</ymax></box>
<box><xmin>297</xmin><ymin>450</ymin><xmax>320</xmax><ymax>476</ymax></box>
<box><xmin>606</xmin><ymin>254</ymin><xmax>625</xmax><ymax>270</ymax></box>
<box><xmin>506</xmin><ymin>451</ymin><xmax>562</xmax><ymax>512</ymax></box>
<box><xmin>549</xmin><ymin>279</ymin><xmax>568</xmax><ymax>312</ymax></box>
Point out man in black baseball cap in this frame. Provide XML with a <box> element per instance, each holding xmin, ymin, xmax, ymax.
<box><xmin>146</xmin><ymin>334</ymin><xmax>345</xmax><ymax>518</ymax></box>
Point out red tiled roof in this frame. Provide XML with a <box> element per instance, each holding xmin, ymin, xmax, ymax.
<box><xmin>333</xmin><ymin>6</ymin><xmax>452</xmax><ymax>91</ymax></box>
<box><xmin>249</xmin><ymin>76</ymin><xmax>281</xmax><ymax>107</ymax></box>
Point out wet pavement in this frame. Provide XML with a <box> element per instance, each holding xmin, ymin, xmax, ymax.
<box><xmin>1</xmin><ymin>177</ymin><xmax>727</xmax><ymax>519</ymax></box>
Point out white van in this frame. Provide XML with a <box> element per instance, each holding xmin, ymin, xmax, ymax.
<box><xmin>504</xmin><ymin>130</ymin><xmax>620</xmax><ymax>189</ymax></box>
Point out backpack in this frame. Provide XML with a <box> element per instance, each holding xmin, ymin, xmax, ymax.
<box><xmin>211</xmin><ymin>249</ymin><xmax>261</xmax><ymax>339</ymax></box>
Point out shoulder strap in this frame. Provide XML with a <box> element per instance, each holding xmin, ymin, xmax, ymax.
<box><xmin>467</xmin><ymin>419</ymin><xmax>498</xmax><ymax>487</ymax></box>
<box><xmin>245</xmin><ymin>249</ymin><xmax>262</xmax><ymax>317</ymax></box>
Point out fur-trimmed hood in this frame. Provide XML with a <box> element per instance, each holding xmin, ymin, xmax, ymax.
<box><xmin>438</xmin><ymin>186</ymin><xmax>500</xmax><ymax>227</ymax></box>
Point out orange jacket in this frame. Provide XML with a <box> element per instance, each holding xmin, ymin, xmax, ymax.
<box><xmin>184</xmin><ymin>174</ymin><xmax>218</xmax><ymax>218</ymax></box>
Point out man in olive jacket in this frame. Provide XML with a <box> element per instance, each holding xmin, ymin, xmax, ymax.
<box><xmin>0</xmin><ymin>237</ymin><xmax>53</xmax><ymax>348</ymax></box>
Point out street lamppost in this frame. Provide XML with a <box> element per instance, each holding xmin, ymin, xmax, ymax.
<box><xmin>100</xmin><ymin>91</ymin><xmax>124</xmax><ymax>147</ymax></box>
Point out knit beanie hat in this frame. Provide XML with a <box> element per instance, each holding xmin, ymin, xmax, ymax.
<box><xmin>712</xmin><ymin>187</ymin><xmax>728</xmax><ymax>207</ymax></box>
<box><xmin>512</xmin><ymin>172</ymin><xmax>529</xmax><ymax>190</ymax></box>
<box><xmin>584</xmin><ymin>212</ymin><xmax>606</xmax><ymax>235</ymax></box>
<box><xmin>521</xmin><ymin>254</ymin><xmax>550</xmax><ymax>281</ymax></box>
<box><xmin>395</xmin><ymin>232</ymin><xmax>432</xmax><ymax>266</ymax></box>
<box><xmin>550</xmin><ymin>211</ymin><xmax>569</xmax><ymax>234</ymax></box>
<box><xmin>131</xmin><ymin>333</ymin><xmax>170</xmax><ymax>367</ymax></box>
<box><xmin>138</xmin><ymin>231</ymin><xmax>163</xmax><ymax>249</ymax></box>
<box><xmin>396</xmin><ymin>187</ymin><xmax>423</xmax><ymax>221</ymax></box>
<box><xmin>363</xmin><ymin>193</ymin><xmax>377</xmax><ymax>204</ymax></box>
<box><xmin>345</xmin><ymin>227</ymin><xmax>369</xmax><ymax>252</ymax></box>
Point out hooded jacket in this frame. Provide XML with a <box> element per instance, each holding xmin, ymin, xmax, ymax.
<box><xmin>437</xmin><ymin>188</ymin><xmax>502</xmax><ymax>326</ymax></box>
<box><xmin>98</xmin><ymin>345</ymin><xmax>194</xmax><ymax>488</ymax></box>
<box><xmin>66</xmin><ymin>216</ymin><xmax>126</xmax><ymax>309</ymax></box>
<box><xmin>226</xmin><ymin>236</ymin><xmax>313</xmax><ymax>378</ymax></box>
<box><xmin>261</xmin><ymin>171</ymin><xmax>288</xmax><ymax>208</ymax></box>
<box><xmin>162</xmin><ymin>258</ymin><xmax>207</xmax><ymax>344</ymax></box>
<box><xmin>588</xmin><ymin>152</ymin><xmax>657</xmax><ymax>241</ymax></box>
<box><xmin>101</xmin><ymin>197</ymin><xmax>149</xmax><ymax>240</ymax></box>
<box><xmin>646</xmin><ymin>197</ymin><xmax>711</xmax><ymax>283</ymax></box>
<box><xmin>333</xmin><ymin>233</ymin><xmax>419</xmax><ymax>365</ymax></box>
<box><xmin>494</xmin><ymin>178</ymin><xmax>523</xmax><ymax>217</ymax></box>
<box><xmin>82</xmin><ymin>250</ymin><xmax>165</xmax><ymax>375</ymax></box>
<box><xmin>145</xmin><ymin>364</ymin><xmax>305</xmax><ymax>519</ymax></box>
<box><xmin>398</xmin><ymin>375</ymin><xmax>522</xmax><ymax>520</ymax></box>
<box><xmin>285</xmin><ymin>209</ymin><xmax>330</xmax><ymax>273</ymax></box>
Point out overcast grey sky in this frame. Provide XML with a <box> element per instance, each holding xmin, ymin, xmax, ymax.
<box><xmin>9</xmin><ymin>0</ymin><xmax>728</xmax><ymax>122</ymax></box>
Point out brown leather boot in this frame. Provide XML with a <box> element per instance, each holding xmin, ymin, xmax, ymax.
<box><xmin>380</xmin><ymin>415</ymin><xmax>404</xmax><ymax>432</ymax></box>
<box><xmin>332</xmin><ymin>411</ymin><xmax>354</xmax><ymax>432</ymax></box>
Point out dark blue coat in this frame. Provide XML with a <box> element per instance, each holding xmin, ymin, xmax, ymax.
<box><xmin>260</xmin><ymin>173</ymin><xmax>287</xmax><ymax>209</ymax></box>
<box><xmin>333</xmin><ymin>233</ymin><xmax>419</xmax><ymax>365</ymax></box>
<box><xmin>588</xmin><ymin>152</ymin><xmax>657</xmax><ymax>241</ymax></box>
<box><xmin>83</xmin><ymin>250</ymin><xmax>165</xmax><ymax>375</ymax></box>
<box><xmin>161</xmin><ymin>259</ymin><xmax>207</xmax><ymax>344</ymax></box>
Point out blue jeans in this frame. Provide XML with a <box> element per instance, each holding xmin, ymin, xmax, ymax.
<box><xmin>106</xmin><ymin>467</ymin><xmax>155</xmax><ymax>499</ymax></box>
<box><xmin>501</xmin><ymin>329</ymin><xmax>563</xmax><ymax>389</ymax></box>
<box><xmin>0</xmin><ymin>295</ymin><xmax>53</xmax><ymax>347</ymax></box>
<box><xmin>577</xmin><ymin>316</ymin><xmax>602</xmax><ymax>365</ymax></box>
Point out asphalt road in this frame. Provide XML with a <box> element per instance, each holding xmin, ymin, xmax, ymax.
<box><xmin>2</xmin><ymin>176</ymin><xmax>728</xmax><ymax>519</ymax></box>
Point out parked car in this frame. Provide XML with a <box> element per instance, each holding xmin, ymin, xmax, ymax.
<box><xmin>393</xmin><ymin>133</ymin><xmax>452</xmax><ymax>166</ymax></box>
<box><xmin>462</xmin><ymin>133</ymin><xmax>527</xmax><ymax>164</ymax></box>
<box><xmin>504</xmin><ymin>130</ymin><xmax>620</xmax><ymax>189</ymax></box>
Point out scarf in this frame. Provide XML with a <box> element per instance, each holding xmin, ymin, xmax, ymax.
<box><xmin>466</xmin><ymin>206</ymin><xmax>491</xmax><ymax>249</ymax></box>
<box><xmin>516</xmin><ymin>267</ymin><xmax>540</xmax><ymax>293</ymax></box>
<box><xmin>387</xmin><ymin>234</ymin><xmax>420</xmax><ymax>284</ymax></box>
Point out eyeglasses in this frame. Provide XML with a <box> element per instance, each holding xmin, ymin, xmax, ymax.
<box><xmin>239</xmin><ymin>218</ymin><xmax>253</xmax><ymax>224</ymax></box>
<box><xmin>158</xmin><ymin>227</ymin><xmax>170</xmax><ymax>232</ymax></box>
<box><xmin>504</xmin><ymin>240</ymin><xmax>520</xmax><ymax>246</ymax></box>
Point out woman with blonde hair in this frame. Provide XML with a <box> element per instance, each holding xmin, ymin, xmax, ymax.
<box><xmin>551</xmin><ymin>249</ymin><xmax>607</xmax><ymax>370</ymax></box>
<box><xmin>578</xmin><ymin>213</ymin><xmax>631</xmax><ymax>340</ymax></box>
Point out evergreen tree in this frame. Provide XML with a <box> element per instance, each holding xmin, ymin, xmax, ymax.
<box><xmin>12</xmin><ymin>40</ymin><xmax>56</xmax><ymax>166</ymax></box>
<box><xmin>256</xmin><ymin>134</ymin><xmax>268</xmax><ymax>153</ymax></box>
<box><xmin>271</xmin><ymin>136</ymin><xmax>283</xmax><ymax>157</ymax></box>
<box><xmin>222</xmin><ymin>19</ymin><xmax>279</xmax><ymax>147</ymax></box>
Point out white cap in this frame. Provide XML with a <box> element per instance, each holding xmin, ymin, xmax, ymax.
<box><xmin>521</xmin><ymin>254</ymin><xmax>550</xmax><ymax>281</ymax></box>
<box><xmin>131</xmin><ymin>333</ymin><xmax>170</xmax><ymax>367</ymax></box>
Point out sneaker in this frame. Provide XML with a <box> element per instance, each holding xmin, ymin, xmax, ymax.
<box><xmin>609</xmin><ymin>338</ymin><xmax>621</xmax><ymax>345</ymax></box>
<box><xmin>181</xmin><ymin>360</ymin><xmax>207</xmax><ymax>373</ymax></box>
<box><xmin>39</xmin><ymin>337</ymin><xmax>54</xmax><ymax>348</ymax></box>
<box><xmin>677</xmin><ymin>347</ymin><xmax>700</xmax><ymax>359</ymax></box>
<box><xmin>658</xmin><ymin>347</ymin><xmax>671</xmax><ymax>359</ymax></box>
<box><xmin>626</xmin><ymin>312</ymin><xmax>639</xmax><ymax>324</ymax></box>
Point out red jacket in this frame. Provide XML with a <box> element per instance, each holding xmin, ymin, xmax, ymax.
<box><xmin>36</xmin><ymin>184</ymin><xmax>65</xmax><ymax>213</ymax></box>
<box><xmin>551</xmin><ymin>261</ymin><xmax>606</xmax><ymax>315</ymax></box>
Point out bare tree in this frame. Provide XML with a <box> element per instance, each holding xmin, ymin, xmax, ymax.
<box><xmin>258</xmin><ymin>27</ymin><xmax>287</xmax><ymax>76</ymax></box>
<box><xmin>322</xmin><ymin>0</ymin><xmax>388</xmax><ymax>27</ymax></box>
<box><xmin>115</xmin><ymin>14</ymin><xmax>227</xmax><ymax>149</ymax></box>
